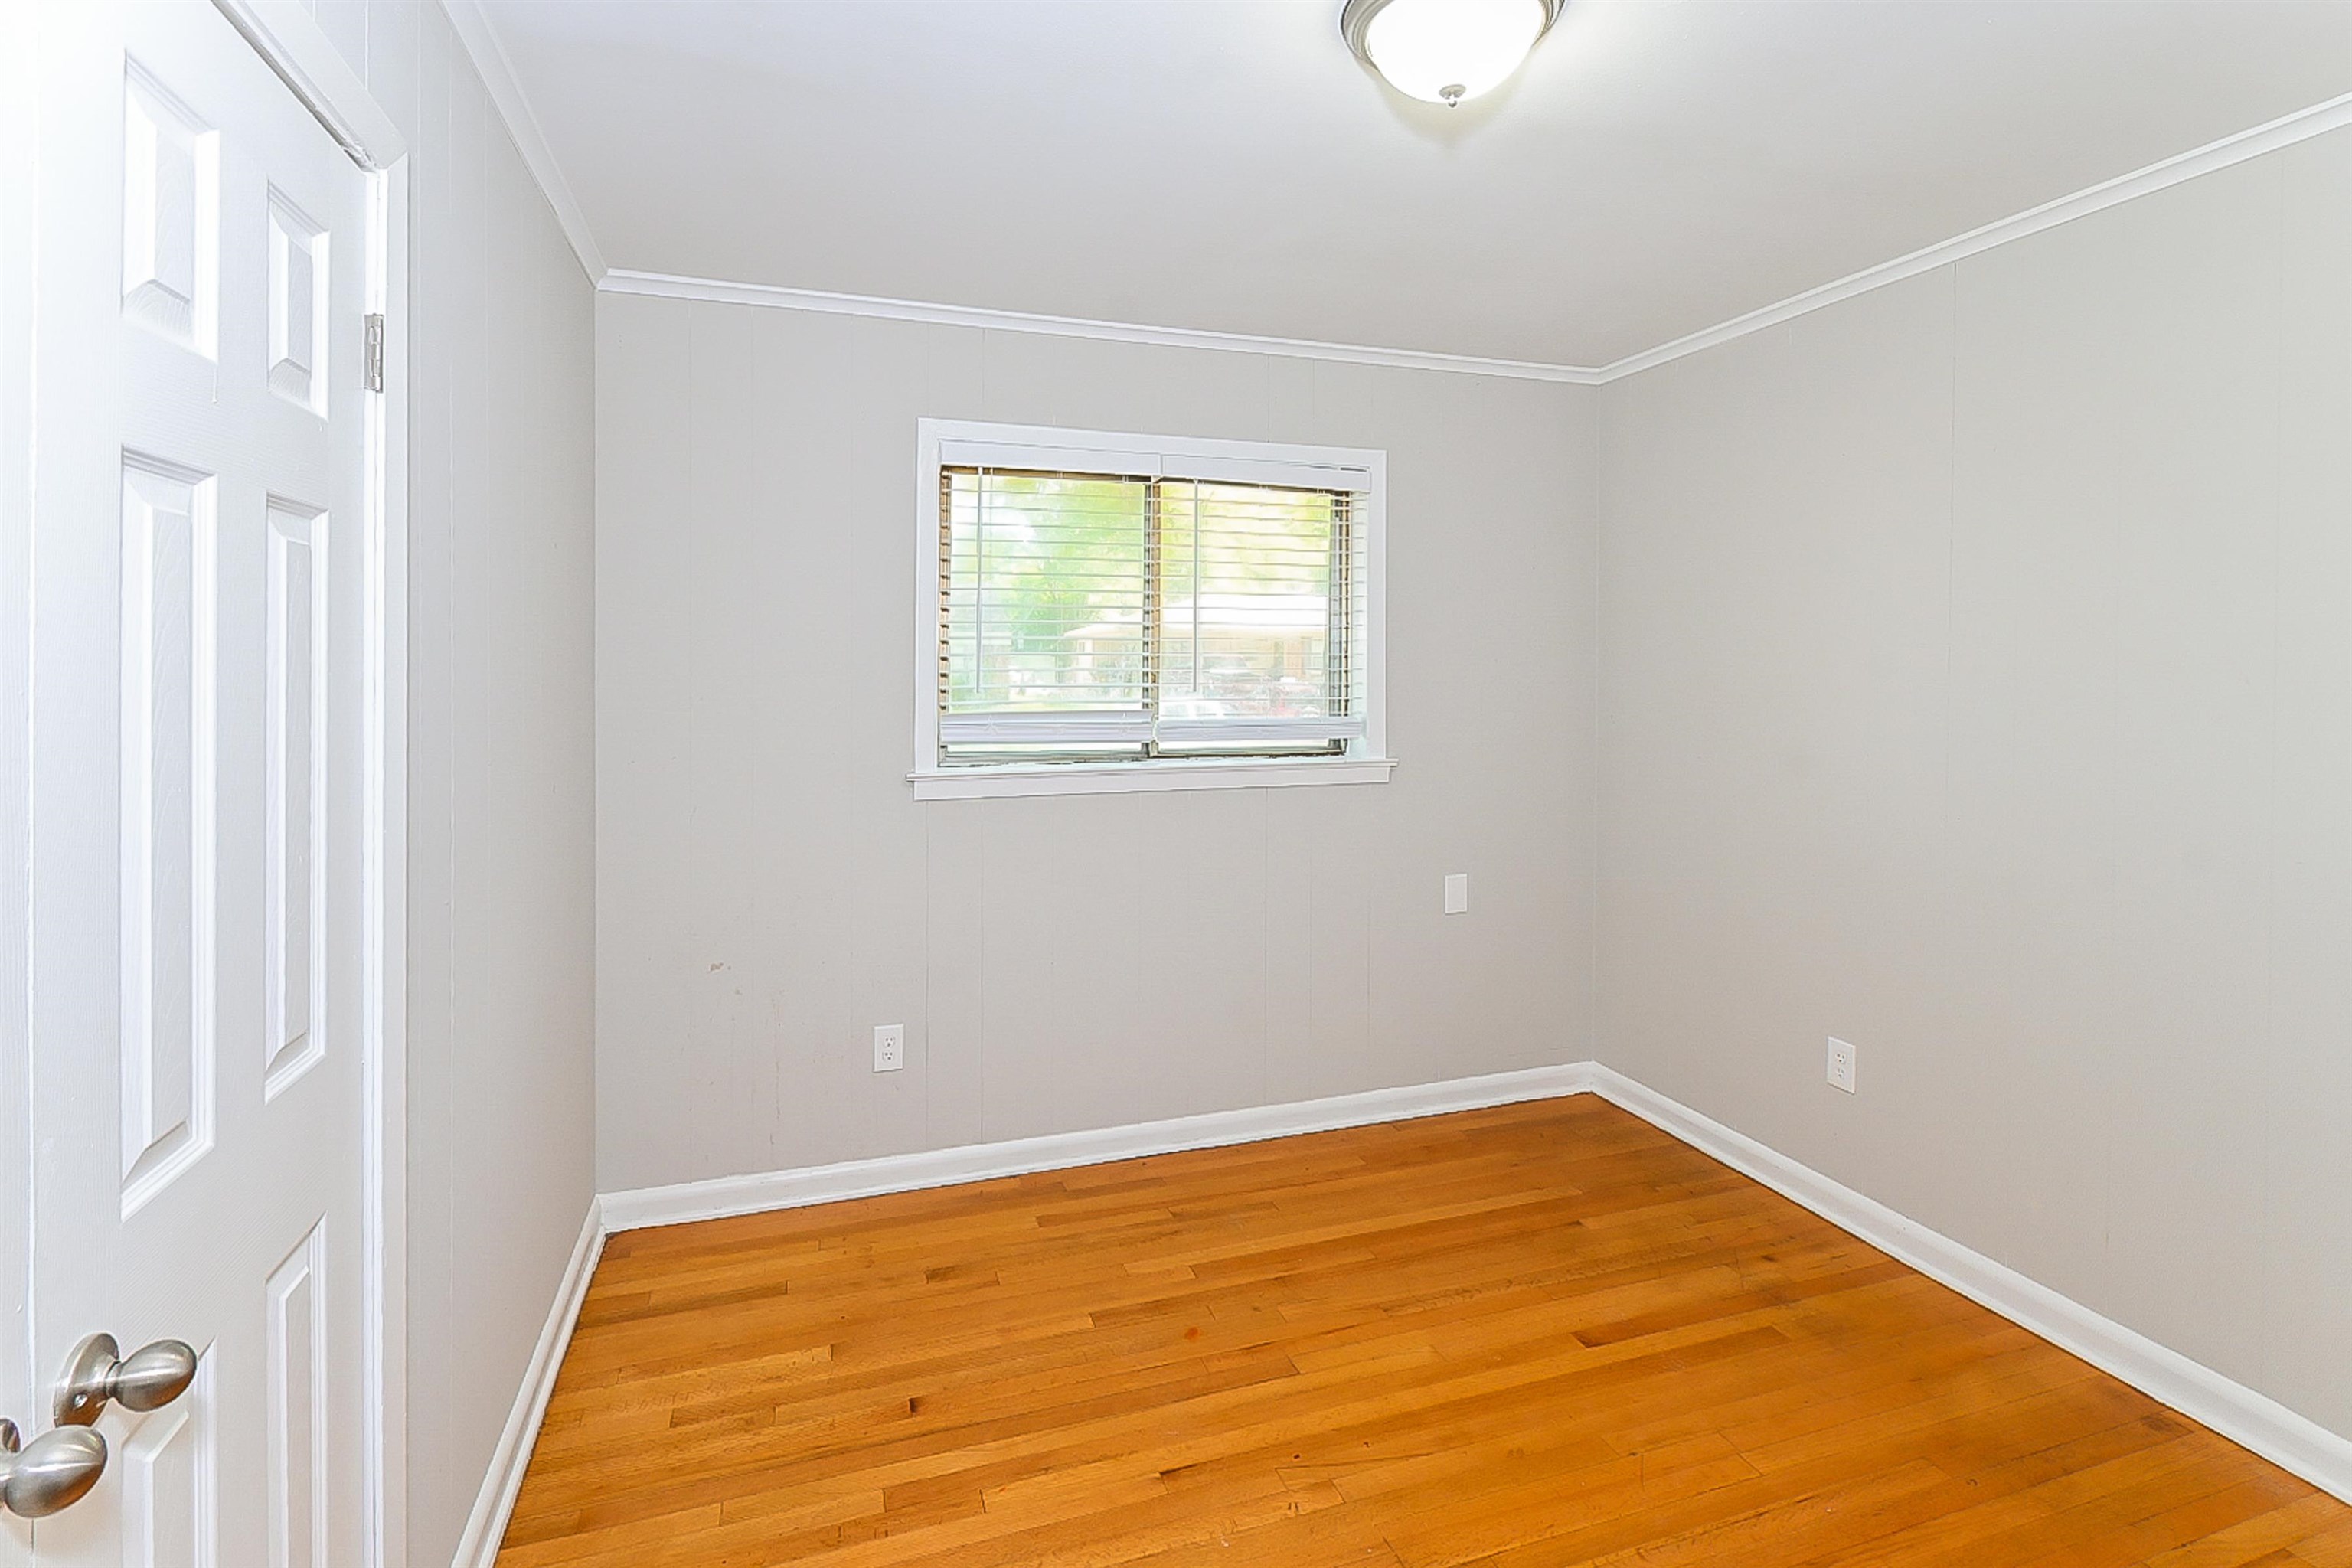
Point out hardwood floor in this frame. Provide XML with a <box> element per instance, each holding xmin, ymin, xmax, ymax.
<box><xmin>497</xmin><ymin>1096</ymin><xmax>2350</xmax><ymax>1567</ymax></box>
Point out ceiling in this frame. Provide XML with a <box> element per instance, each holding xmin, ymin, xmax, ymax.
<box><xmin>478</xmin><ymin>0</ymin><xmax>2352</xmax><ymax>369</ymax></box>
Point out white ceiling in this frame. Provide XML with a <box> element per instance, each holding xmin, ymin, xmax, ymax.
<box><xmin>479</xmin><ymin>0</ymin><xmax>2352</xmax><ymax>368</ymax></box>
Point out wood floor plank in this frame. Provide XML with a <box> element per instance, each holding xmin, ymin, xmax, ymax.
<box><xmin>496</xmin><ymin>1096</ymin><xmax>2347</xmax><ymax>1567</ymax></box>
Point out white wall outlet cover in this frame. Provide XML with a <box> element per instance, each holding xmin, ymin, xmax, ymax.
<box><xmin>1443</xmin><ymin>873</ymin><xmax>1469</xmax><ymax>915</ymax></box>
<box><xmin>1827</xmin><ymin>1037</ymin><xmax>1857</xmax><ymax>1094</ymax></box>
<box><xmin>874</xmin><ymin>1024</ymin><xmax>906</xmax><ymax>1073</ymax></box>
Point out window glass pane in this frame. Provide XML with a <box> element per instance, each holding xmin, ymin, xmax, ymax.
<box><xmin>1158</xmin><ymin>481</ymin><xmax>1344</xmax><ymax>722</ymax></box>
<box><xmin>936</xmin><ymin>456</ymin><xmax>1366</xmax><ymax>766</ymax></box>
<box><xmin>943</xmin><ymin>469</ymin><xmax>1150</xmax><ymax>715</ymax></box>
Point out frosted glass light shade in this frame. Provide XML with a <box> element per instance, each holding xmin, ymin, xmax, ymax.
<box><xmin>1341</xmin><ymin>0</ymin><xmax>1561</xmax><ymax>106</ymax></box>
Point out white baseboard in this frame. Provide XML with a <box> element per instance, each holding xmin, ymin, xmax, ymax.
<box><xmin>1583</xmin><ymin>1065</ymin><xmax>2352</xmax><ymax>1504</ymax></box>
<box><xmin>596</xmin><ymin>1063</ymin><xmax>1598</xmax><ymax>1232</ymax></box>
<box><xmin>564</xmin><ymin>1059</ymin><xmax>2348</xmax><ymax>1521</ymax></box>
<box><xmin>449</xmin><ymin>1198</ymin><xmax>606</xmax><ymax>1568</ymax></box>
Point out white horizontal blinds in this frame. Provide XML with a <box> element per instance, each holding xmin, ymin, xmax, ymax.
<box><xmin>1155</xmin><ymin>479</ymin><xmax>1366</xmax><ymax>750</ymax></box>
<box><xmin>937</xmin><ymin>456</ymin><xmax>1369</xmax><ymax>761</ymax></box>
<box><xmin>939</xmin><ymin>466</ymin><xmax>1155</xmax><ymax>746</ymax></box>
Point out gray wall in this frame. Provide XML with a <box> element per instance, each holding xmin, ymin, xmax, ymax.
<box><xmin>310</xmin><ymin>6</ymin><xmax>599</xmax><ymax>1565</ymax></box>
<box><xmin>1598</xmin><ymin>127</ymin><xmax>2352</xmax><ymax>1437</ymax></box>
<box><xmin>593</xmin><ymin>296</ymin><xmax>1601</xmax><ymax>1192</ymax></box>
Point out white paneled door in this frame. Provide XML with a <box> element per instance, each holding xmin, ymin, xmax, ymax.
<box><xmin>22</xmin><ymin>2</ymin><xmax>372</xmax><ymax>1563</ymax></box>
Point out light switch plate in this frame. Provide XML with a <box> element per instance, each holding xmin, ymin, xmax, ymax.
<box><xmin>1443</xmin><ymin>873</ymin><xmax>1469</xmax><ymax>915</ymax></box>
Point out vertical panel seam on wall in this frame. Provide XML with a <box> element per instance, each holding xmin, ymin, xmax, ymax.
<box><xmin>1939</xmin><ymin>266</ymin><xmax>1960</xmax><ymax>1163</ymax></box>
<box><xmin>1586</xmin><ymin>384</ymin><xmax>1603</xmax><ymax>1063</ymax></box>
<box><xmin>2256</xmin><ymin>151</ymin><xmax>2288</xmax><ymax>1389</ymax></box>
<box><xmin>977</xmin><ymin>808</ymin><xmax>988</xmax><ymax>1145</ymax></box>
<box><xmin>443</xmin><ymin>54</ymin><xmax>465</xmax><ymax>1519</ymax></box>
<box><xmin>1592</xmin><ymin>384</ymin><xmax>1605</xmax><ymax>1065</ymax></box>
<box><xmin>922</xmin><ymin>812</ymin><xmax>933</xmax><ymax>1148</ymax></box>
<box><xmin>463</xmin><ymin>60</ymin><xmax>489</xmax><ymax>1442</ymax></box>
<box><xmin>2093</xmin><ymin>243</ymin><xmax>2124</xmax><ymax>1274</ymax></box>
<box><xmin>442</xmin><ymin>47</ymin><xmax>469</xmax><ymax>1537</ymax></box>
<box><xmin>1260</xmin><ymin>789</ymin><xmax>1271</xmax><ymax>1104</ymax></box>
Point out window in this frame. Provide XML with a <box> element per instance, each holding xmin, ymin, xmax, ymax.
<box><xmin>913</xmin><ymin>422</ymin><xmax>1391</xmax><ymax>799</ymax></box>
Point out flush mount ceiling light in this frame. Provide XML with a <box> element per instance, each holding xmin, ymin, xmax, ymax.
<box><xmin>1340</xmin><ymin>0</ymin><xmax>1564</xmax><ymax>107</ymax></box>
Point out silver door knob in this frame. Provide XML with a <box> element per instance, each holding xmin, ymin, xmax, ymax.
<box><xmin>54</xmin><ymin>1334</ymin><xmax>198</xmax><ymax>1428</ymax></box>
<box><xmin>0</xmin><ymin>1418</ymin><xmax>107</xmax><ymax>1519</ymax></box>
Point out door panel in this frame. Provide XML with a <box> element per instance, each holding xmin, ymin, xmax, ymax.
<box><xmin>263</xmin><ymin>498</ymin><xmax>327</xmax><ymax>1104</ymax></box>
<box><xmin>119</xmin><ymin>61</ymin><xmax>217</xmax><ymax>358</ymax></box>
<box><xmin>26</xmin><ymin>2</ymin><xmax>374</xmax><ymax>1563</ymax></box>
<box><xmin>263</xmin><ymin>192</ymin><xmax>327</xmax><ymax>416</ymax></box>
<box><xmin>117</xmin><ymin>452</ymin><xmax>219</xmax><ymax>1217</ymax></box>
<box><xmin>264</xmin><ymin>1223</ymin><xmax>327</xmax><ymax>1568</ymax></box>
<box><xmin>115</xmin><ymin>1375</ymin><xmax>210</xmax><ymax>1568</ymax></box>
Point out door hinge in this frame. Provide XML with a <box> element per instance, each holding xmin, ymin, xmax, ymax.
<box><xmin>364</xmin><ymin>312</ymin><xmax>385</xmax><ymax>394</ymax></box>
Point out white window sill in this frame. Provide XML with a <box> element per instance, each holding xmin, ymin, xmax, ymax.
<box><xmin>909</xmin><ymin>755</ymin><xmax>1398</xmax><ymax>802</ymax></box>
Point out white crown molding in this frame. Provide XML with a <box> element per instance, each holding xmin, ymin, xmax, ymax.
<box><xmin>1595</xmin><ymin>89</ymin><xmax>2352</xmax><ymax>381</ymax></box>
<box><xmin>1583</xmin><ymin>1066</ymin><xmax>2352</xmax><ymax>1505</ymax></box>
<box><xmin>596</xmin><ymin>270</ymin><xmax>1609</xmax><ymax>384</ymax></box>
<box><xmin>449</xmin><ymin>1198</ymin><xmax>605</xmax><ymax>1568</ymax></box>
<box><xmin>586</xmin><ymin>1060</ymin><xmax>2352</xmax><ymax>1507</ymax></box>
<box><xmin>598</xmin><ymin>90</ymin><xmax>2352</xmax><ymax>387</ymax></box>
<box><xmin>438</xmin><ymin>0</ymin><xmax>606</xmax><ymax>283</ymax></box>
<box><xmin>597</xmin><ymin>1063</ymin><xmax>1597</xmax><ymax>1230</ymax></box>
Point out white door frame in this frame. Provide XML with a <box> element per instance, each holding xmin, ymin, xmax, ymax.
<box><xmin>180</xmin><ymin>8</ymin><xmax>412</xmax><ymax>1568</ymax></box>
<box><xmin>0</xmin><ymin>4</ymin><xmax>40</xmax><ymax>1559</ymax></box>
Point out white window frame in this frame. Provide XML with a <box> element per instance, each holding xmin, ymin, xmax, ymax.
<box><xmin>910</xmin><ymin>419</ymin><xmax>1393</xmax><ymax>802</ymax></box>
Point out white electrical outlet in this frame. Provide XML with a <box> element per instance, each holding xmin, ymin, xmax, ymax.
<box><xmin>1826</xmin><ymin>1037</ymin><xmax>1857</xmax><ymax>1094</ymax></box>
<box><xmin>874</xmin><ymin>1024</ymin><xmax>905</xmax><ymax>1073</ymax></box>
<box><xmin>1443</xmin><ymin>873</ymin><xmax>1469</xmax><ymax>915</ymax></box>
